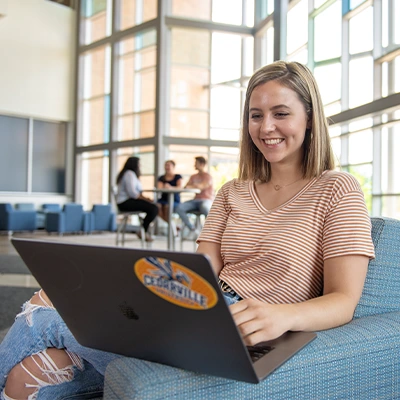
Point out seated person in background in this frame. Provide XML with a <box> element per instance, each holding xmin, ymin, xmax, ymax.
<box><xmin>116</xmin><ymin>156</ymin><xmax>158</xmax><ymax>242</ymax></box>
<box><xmin>0</xmin><ymin>61</ymin><xmax>374</xmax><ymax>400</ymax></box>
<box><xmin>157</xmin><ymin>160</ymin><xmax>183</xmax><ymax>222</ymax></box>
<box><xmin>175</xmin><ymin>156</ymin><xmax>214</xmax><ymax>240</ymax></box>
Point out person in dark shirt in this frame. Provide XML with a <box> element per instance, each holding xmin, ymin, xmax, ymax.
<box><xmin>157</xmin><ymin>160</ymin><xmax>183</xmax><ymax>222</ymax></box>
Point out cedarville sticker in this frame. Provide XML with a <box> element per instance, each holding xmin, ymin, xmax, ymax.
<box><xmin>134</xmin><ymin>257</ymin><xmax>218</xmax><ymax>310</ymax></box>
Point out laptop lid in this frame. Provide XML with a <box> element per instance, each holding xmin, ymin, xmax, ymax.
<box><xmin>12</xmin><ymin>238</ymin><xmax>316</xmax><ymax>383</ymax></box>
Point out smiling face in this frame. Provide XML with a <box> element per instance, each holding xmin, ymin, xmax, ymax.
<box><xmin>248</xmin><ymin>80</ymin><xmax>310</xmax><ymax>169</ymax></box>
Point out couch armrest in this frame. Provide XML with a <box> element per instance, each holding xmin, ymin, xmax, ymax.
<box><xmin>104</xmin><ymin>312</ymin><xmax>400</xmax><ymax>399</ymax></box>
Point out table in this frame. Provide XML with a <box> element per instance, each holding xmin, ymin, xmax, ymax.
<box><xmin>142</xmin><ymin>187</ymin><xmax>200</xmax><ymax>250</ymax></box>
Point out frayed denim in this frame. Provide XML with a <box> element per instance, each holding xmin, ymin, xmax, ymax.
<box><xmin>0</xmin><ymin>292</ymin><xmax>239</xmax><ymax>399</ymax></box>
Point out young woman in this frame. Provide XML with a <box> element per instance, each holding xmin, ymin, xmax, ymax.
<box><xmin>116</xmin><ymin>156</ymin><xmax>158</xmax><ymax>242</ymax></box>
<box><xmin>156</xmin><ymin>160</ymin><xmax>183</xmax><ymax>222</ymax></box>
<box><xmin>0</xmin><ymin>61</ymin><xmax>374</xmax><ymax>399</ymax></box>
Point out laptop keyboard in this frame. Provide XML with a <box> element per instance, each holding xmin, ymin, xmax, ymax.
<box><xmin>247</xmin><ymin>344</ymin><xmax>275</xmax><ymax>362</ymax></box>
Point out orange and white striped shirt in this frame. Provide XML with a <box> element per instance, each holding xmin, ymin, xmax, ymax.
<box><xmin>197</xmin><ymin>170</ymin><xmax>375</xmax><ymax>304</ymax></box>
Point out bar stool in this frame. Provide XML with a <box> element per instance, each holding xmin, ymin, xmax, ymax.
<box><xmin>111</xmin><ymin>186</ymin><xmax>147</xmax><ymax>248</ymax></box>
<box><xmin>116</xmin><ymin>211</ymin><xmax>146</xmax><ymax>248</ymax></box>
<box><xmin>180</xmin><ymin>211</ymin><xmax>205</xmax><ymax>251</ymax></box>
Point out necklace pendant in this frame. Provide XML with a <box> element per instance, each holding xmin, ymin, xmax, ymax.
<box><xmin>274</xmin><ymin>185</ymin><xmax>281</xmax><ymax>191</ymax></box>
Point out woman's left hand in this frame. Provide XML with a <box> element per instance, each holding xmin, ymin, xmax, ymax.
<box><xmin>230</xmin><ymin>299</ymin><xmax>293</xmax><ymax>345</ymax></box>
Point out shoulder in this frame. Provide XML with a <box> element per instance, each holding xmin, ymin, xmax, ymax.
<box><xmin>217</xmin><ymin>179</ymin><xmax>249</xmax><ymax>196</ymax></box>
<box><xmin>124</xmin><ymin>170</ymin><xmax>138</xmax><ymax>181</ymax></box>
<box><xmin>319</xmin><ymin>170</ymin><xmax>362</xmax><ymax>192</ymax></box>
<box><xmin>175</xmin><ymin>174</ymin><xmax>183</xmax><ymax>179</ymax></box>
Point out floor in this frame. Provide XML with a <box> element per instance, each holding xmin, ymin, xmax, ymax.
<box><xmin>0</xmin><ymin>230</ymin><xmax>198</xmax><ymax>289</ymax></box>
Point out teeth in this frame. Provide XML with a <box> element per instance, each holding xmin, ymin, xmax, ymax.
<box><xmin>264</xmin><ymin>138</ymin><xmax>283</xmax><ymax>145</ymax></box>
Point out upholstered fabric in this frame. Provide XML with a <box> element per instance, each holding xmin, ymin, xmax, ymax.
<box><xmin>45</xmin><ymin>203</ymin><xmax>89</xmax><ymax>234</ymax></box>
<box><xmin>102</xmin><ymin>217</ymin><xmax>400</xmax><ymax>399</ymax></box>
<box><xmin>355</xmin><ymin>217</ymin><xmax>400</xmax><ymax>318</ymax></box>
<box><xmin>87</xmin><ymin>204</ymin><xmax>117</xmax><ymax>233</ymax></box>
<box><xmin>0</xmin><ymin>203</ymin><xmax>37</xmax><ymax>232</ymax></box>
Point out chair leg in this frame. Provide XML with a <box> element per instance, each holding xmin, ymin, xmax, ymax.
<box><xmin>138</xmin><ymin>217</ymin><xmax>146</xmax><ymax>248</ymax></box>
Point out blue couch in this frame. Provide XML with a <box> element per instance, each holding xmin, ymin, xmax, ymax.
<box><xmin>102</xmin><ymin>217</ymin><xmax>400</xmax><ymax>399</ymax></box>
<box><xmin>0</xmin><ymin>203</ymin><xmax>36</xmax><ymax>233</ymax></box>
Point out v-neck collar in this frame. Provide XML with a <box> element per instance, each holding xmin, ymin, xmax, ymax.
<box><xmin>249</xmin><ymin>172</ymin><xmax>325</xmax><ymax>214</ymax></box>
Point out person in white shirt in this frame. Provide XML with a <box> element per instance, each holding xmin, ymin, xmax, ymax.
<box><xmin>116</xmin><ymin>156</ymin><xmax>158</xmax><ymax>242</ymax></box>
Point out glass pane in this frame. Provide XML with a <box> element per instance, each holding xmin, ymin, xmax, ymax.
<box><xmin>314</xmin><ymin>0</ymin><xmax>327</xmax><ymax>8</ymax></box>
<box><xmin>0</xmin><ymin>115</ymin><xmax>28</xmax><ymax>191</ymax></box>
<box><xmin>395</xmin><ymin>0</ymin><xmax>400</xmax><ymax>44</ymax></box>
<box><xmin>348</xmin><ymin>163</ymin><xmax>372</xmax><ymax>214</ymax></box>
<box><xmin>260</xmin><ymin>26</ymin><xmax>274</xmax><ymax>67</ymax></box>
<box><xmin>330</xmin><ymin>136</ymin><xmax>341</xmax><ymax>165</ymax></box>
<box><xmin>80</xmin><ymin>150</ymin><xmax>109</xmax><ymax>210</ymax></box>
<box><xmin>314</xmin><ymin>63</ymin><xmax>341</xmax><ymax>105</ymax></box>
<box><xmin>348</xmin><ymin>130</ymin><xmax>373</xmax><ymax>164</ymax></box>
<box><xmin>314</xmin><ymin>1</ymin><xmax>341</xmax><ymax>62</ymax></box>
<box><xmin>171</xmin><ymin>28</ymin><xmax>210</xmax><ymax>67</ymax></box>
<box><xmin>116</xmin><ymin>32</ymin><xmax>157</xmax><ymax>141</ymax></box>
<box><xmin>119</xmin><ymin>0</ymin><xmax>157</xmax><ymax>31</ymax></box>
<box><xmin>210</xmin><ymin>86</ymin><xmax>241</xmax><ymax>137</ymax></box>
<box><xmin>211</xmin><ymin>32</ymin><xmax>242</xmax><ymax>83</ymax></box>
<box><xmin>381</xmin><ymin>123</ymin><xmax>400</xmax><ymax>193</ymax></box>
<box><xmin>245</xmin><ymin>0</ymin><xmax>255</xmax><ymax>27</ymax></box>
<box><xmin>382</xmin><ymin>0</ymin><xmax>388</xmax><ymax>48</ymax></box>
<box><xmin>381</xmin><ymin>196</ymin><xmax>400</xmax><ymax>219</ymax></box>
<box><xmin>349</xmin><ymin>56</ymin><xmax>373</xmax><ymax>108</ymax></box>
<box><xmin>117</xmin><ymin>112</ymin><xmax>155</xmax><ymax>141</ymax></box>
<box><xmin>171</xmin><ymin>67</ymin><xmax>210</xmax><ymax>109</ymax></box>
<box><xmin>350</xmin><ymin>0</ymin><xmax>366</xmax><ymax>9</ymax></box>
<box><xmin>287</xmin><ymin>0</ymin><xmax>308</xmax><ymax>55</ymax></box>
<box><xmin>349</xmin><ymin>6</ymin><xmax>373</xmax><ymax>54</ymax></box>
<box><xmin>81</xmin><ymin>95</ymin><xmax>110</xmax><ymax>146</ymax></box>
<box><xmin>212</xmin><ymin>0</ymin><xmax>242</xmax><ymax>25</ymax></box>
<box><xmin>171</xmin><ymin>0</ymin><xmax>211</xmax><ymax>20</ymax></box>
<box><xmin>395</xmin><ymin>56</ymin><xmax>400</xmax><ymax>93</ymax></box>
<box><xmin>82</xmin><ymin>46</ymin><xmax>111</xmax><ymax>99</ymax></box>
<box><xmin>32</xmin><ymin>121</ymin><xmax>66</xmax><ymax>193</ymax></box>
<box><xmin>170</xmin><ymin>110</ymin><xmax>209</xmax><ymax>138</ymax></box>
<box><xmin>209</xmin><ymin>147</ymin><xmax>239</xmax><ymax>191</ymax></box>
<box><xmin>170</xmin><ymin>28</ymin><xmax>211</xmax><ymax>138</ymax></box>
<box><xmin>81</xmin><ymin>0</ymin><xmax>111</xmax><ymax>45</ymax></box>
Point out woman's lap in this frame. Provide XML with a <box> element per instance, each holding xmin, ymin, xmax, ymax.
<box><xmin>0</xmin><ymin>292</ymin><xmax>239</xmax><ymax>398</ymax></box>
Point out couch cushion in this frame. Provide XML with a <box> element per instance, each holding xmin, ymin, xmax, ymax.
<box><xmin>354</xmin><ymin>217</ymin><xmax>400</xmax><ymax>318</ymax></box>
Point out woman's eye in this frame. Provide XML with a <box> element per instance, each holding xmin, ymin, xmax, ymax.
<box><xmin>250</xmin><ymin>114</ymin><xmax>262</xmax><ymax>119</ymax></box>
<box><xmin>276</xmin><ymin>113</ymin><xmax>289</xmax><ymax>118</ymax></box>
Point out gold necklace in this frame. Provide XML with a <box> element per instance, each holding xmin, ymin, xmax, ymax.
<box><xmin>271</xmin><ymin>176</ymin><xmax>303</xmax><ymax>191</ymax></box>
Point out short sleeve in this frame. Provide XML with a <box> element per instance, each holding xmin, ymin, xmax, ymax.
<box><xmin>322</xmin><ymin>174</ymin><xmax>375</xmax><ymax>260</ymax></box>
<box><xmin>197</xmin><ymin>181</ymin><xmax>231</xmax><ymax>244</ymax></box>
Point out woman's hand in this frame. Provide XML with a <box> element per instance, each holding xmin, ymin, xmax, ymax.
<box><xmin>230</xmin><ymin>299</ymin><xmax>293</xmax><ymax>345</ymax></box>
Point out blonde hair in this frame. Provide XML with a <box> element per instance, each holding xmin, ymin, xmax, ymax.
<box><xmin>238</xmin><ymin>61</ymin><xmax>335</xmax><ymax>182</ymax></box>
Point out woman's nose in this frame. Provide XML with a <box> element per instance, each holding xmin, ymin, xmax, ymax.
<box><xmin>261</xmin><ymin>115</ymin><xmax>276</xmax><ymax>133</ymax></box>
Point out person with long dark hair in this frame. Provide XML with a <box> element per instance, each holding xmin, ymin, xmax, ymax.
<box><xmin>116</xmin><ymin>156</ymin><xmax>158</xmax><ymax>242</ymax></box>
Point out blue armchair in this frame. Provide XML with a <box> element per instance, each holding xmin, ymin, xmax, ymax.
<box><xmin>87</xmin><ymin>204</ymin><xmax>117</xmax><ymax>233</ymax></box>
<box><xmin>0</xmin><ymin>203</ymin><xmax>36</xmax><ymax>233</ymax></box>
<box><xmin>103</xmin><ymin>217</ymin><xmax>400</xmax><ymax>399</ymax></box>
<box><xmin>45</xmin><ymin>203</ymin><xmax>90</xmax><ymax>235</ymax></box>
<box><xmin>36</xmin><ymin>203</ymin><xmax>62</xmax><ymax>229</ymax></box>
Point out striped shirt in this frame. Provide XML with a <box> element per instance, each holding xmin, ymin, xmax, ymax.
<box><xmin>197</xmin><ymin>170</ymin><xmax>375</xmax><ymax>304</ymax></box>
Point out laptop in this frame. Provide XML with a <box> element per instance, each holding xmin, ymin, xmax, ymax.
<box><xmin>11</xmin><ymin>237</ymin><xmax>316</xmax><ymax>384</ymax></box>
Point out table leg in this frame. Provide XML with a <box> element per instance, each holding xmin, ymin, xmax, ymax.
<box><xmin>167</xmin><ymin>192</ymin><xmax>174</xmax><ymax>251</ymax></box>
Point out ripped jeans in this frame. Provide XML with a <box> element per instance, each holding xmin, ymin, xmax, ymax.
<box><xmin>0</xmin><ymin>291</ymin><xmax>241</xmax><ymax>399</ymax></box>
<box><xmin>0</xmin><ymin>291</ymin><xmax>121</xmax><ymax>400</ymax></box>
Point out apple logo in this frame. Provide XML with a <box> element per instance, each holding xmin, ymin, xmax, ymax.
<box><xmin>119</xmin><ymin>301</ymin><xmax>139</xmax><ymax>320</ymax></box>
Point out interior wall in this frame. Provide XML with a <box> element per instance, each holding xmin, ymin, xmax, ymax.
<box><xmin>0</xmin><ymin>0</ymin><xmax>76</xmax><ymax>121</ymax></box>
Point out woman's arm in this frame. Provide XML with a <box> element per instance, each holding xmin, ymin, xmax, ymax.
<box><xmin>230</xmin><ymin>254</ymin><xmax>369</xmax><ymax>345</ymax></box>
<box><xmin>197</xmin><ymin>241</ymin><xmax>224</xmax><ymax>276</ymax></box>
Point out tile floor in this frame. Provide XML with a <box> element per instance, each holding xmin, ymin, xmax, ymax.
<box><xmin>0</xmin><ymin>230</ymin><xmax>198</xmax><ymax>289</ymax></box>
